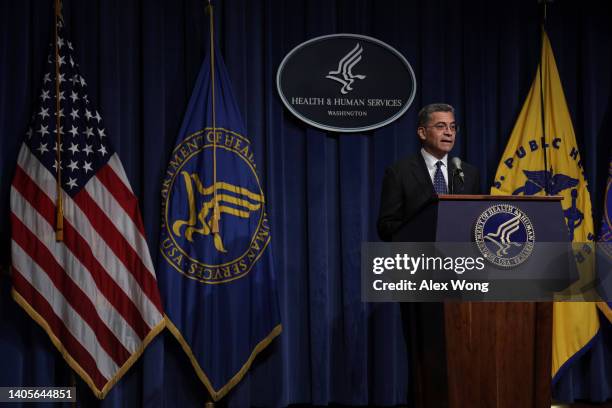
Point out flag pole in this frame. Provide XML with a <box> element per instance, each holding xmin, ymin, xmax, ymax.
<box><xmin>205</xmin><ymin>4</ymin><xmax>218</xmax><ymax>406</ymax></box>
<box><xmin>54</xmin><ymin>0</ymin><xmax>64</xmax><ymax>241</ymax></box>
<box><xmin>538</xmin><ymin>0</ymin><xmax>553</xmax><ymax>195</ymax></box>
<box><xmin>207</xmin><ymin>0</ymin><xmax>220</xmax><ymax>235</ymax></box>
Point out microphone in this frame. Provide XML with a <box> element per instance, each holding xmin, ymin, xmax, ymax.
<box><xmin>451</xmin><ymin>157</ymin><xmax>464</xmax><ymax>183</ymax></box>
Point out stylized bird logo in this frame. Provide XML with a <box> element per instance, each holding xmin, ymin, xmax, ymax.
<box><xmin>325</xmin><ymin>43</ymin><xmax>367</xmax><ymax>94</ymax></box>
<box><xmin>512</xmin><ymin>169</ymin><xmax>578</xmax><ymax>196</ymax></box>
<box><xmin>484</xmin><ymin>214</ymin><xmax>523</xmax><ymax>256</ymax></box>
<box><xmin>512</xmin><ymin>169</ymin><xmax>583</xmax><ymax>235</ymax></box>
<box><xmin>172</xmin><ymin>172</ymin><xmax>263</xmax><ymax>253</ymax></box>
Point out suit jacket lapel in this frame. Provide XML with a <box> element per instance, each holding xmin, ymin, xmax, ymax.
<box><xmin>412</xmin><ymin>153</ymin><xmax>435</xmax><ymax>193</ymax></box>
<box><xmin>448</xmin><ymin>159</ymin><xmax>456</xmax><ymax>177</ymax></box>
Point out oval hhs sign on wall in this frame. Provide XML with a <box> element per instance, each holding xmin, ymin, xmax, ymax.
<box><xmin>277</xmin><ymin>34</ymin><xmax>416</xmax><ymax>133</ymax></box>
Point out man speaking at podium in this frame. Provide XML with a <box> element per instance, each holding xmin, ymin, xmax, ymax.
<box><xmin>377</xmin><ymin>103</ymin><xmax>481</xmax><ymax>241</ymax></box>
<box><xmin>376</xmin><ymin>103</ymin><xmax>481</xmax><ymax>408</ymax></box>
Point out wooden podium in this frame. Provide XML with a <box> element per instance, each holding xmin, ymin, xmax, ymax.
<box><xmin>394</xmin><ymin>195</ymin><xmax>566</xmax><ymax>408</ymax></box>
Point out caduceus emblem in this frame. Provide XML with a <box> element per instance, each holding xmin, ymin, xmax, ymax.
<box><xmin>172</xmin><ymin>171</ymin><xmax>264</xmax><ymax>253</ymax></box>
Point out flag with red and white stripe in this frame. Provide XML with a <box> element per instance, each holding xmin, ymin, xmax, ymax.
<box><xmin>10</xmin><ymin>18</ymin><xmax>164</xmax><ymax>398</ymax></box>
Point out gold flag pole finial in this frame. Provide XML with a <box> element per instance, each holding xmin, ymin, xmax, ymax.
<box><xmin>207</xmin><ymin>1</ymin><xmax>220</xmax><ymax>234</ymax></box>
<box><xmin>54</xmin><ymin>0</ymin><xmax>64</xmax><ymax>242</ymax></box>
<box><xmin>538</xmin><ymin>0</ymin><xmax>554</xmax><ymax>195</ymax></box>
<box><xmin>538</xmin><ymin>0</ymin><xmax>553</xmax><ymax>24</ymax></box>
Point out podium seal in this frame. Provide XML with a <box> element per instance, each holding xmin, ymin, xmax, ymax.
<box><xmin>474</xmin><ymin>204</ymin><xmax>536</xmax><ymax>268</ymax></box>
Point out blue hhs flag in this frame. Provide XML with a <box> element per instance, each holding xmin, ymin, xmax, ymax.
<box><xmin>158</xmin><ymin>48</ymin><xmax>281</xmax><ymax>400</ymax></box>
<box><xmin>599</xmin><ymin>157</ymin><xmax>612</xmax><ymax>317</ymax></box>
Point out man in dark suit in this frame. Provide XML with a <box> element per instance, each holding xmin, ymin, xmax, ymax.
<box><xmin>377</xmin><ymin>103</ymin><xmax>480</xmax><ymax>241</ymax></box>
<box><xmin>376</xmin><ymin>103</ymin><xmax>481</xmax><ymax>408</ymax></box>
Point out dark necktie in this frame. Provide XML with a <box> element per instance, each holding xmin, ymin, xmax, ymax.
<box><xmin>434</xmin><ymin>161</ymin><xmax>448</xmax><ymax>194</ymax></box>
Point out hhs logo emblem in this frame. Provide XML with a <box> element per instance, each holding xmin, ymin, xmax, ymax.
<box><xmin>160</xmin><ymin>128</ymin><xmax>270</xmax><ymax>284</ymax></box>
<box><xmin>474</xmin><ymin>204</ymin><xmax>536</xmax><ymax>268</ymax></box>
<box><xmin>325</xmin><ymin>43</ymin><xmax>367</xmax><ymax>94</ymax></box>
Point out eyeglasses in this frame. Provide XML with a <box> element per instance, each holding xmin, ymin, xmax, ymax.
<box><xmin>423</xmin><ymin>123</ymin><xmax>459</xmax><ymax>133</ymax></box>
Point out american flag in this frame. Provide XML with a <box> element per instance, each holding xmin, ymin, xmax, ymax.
<box><xmin>10</xmin><ymin>18</ymin><xmax>164</xmax><ymax>398</ymax></box>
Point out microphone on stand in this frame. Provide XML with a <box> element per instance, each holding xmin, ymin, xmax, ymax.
<box><xmin>450</xmin><ymin>157</ymin><xmax>464</xmax><ymax>194</ymax></box>
<box><xmin>451</xmin><ymin>157</ymin><xmax>464</xmax><ymax>182</ymax></box>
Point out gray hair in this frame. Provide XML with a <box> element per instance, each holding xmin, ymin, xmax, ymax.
<box><xmin>417</xmin><ymin>103</ymin><xmax>455</xmax><ymax>127</ymax></box>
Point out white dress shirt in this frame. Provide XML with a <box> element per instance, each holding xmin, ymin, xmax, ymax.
<box><xmin>420</xmin><ymin>148</ymin><xmax>448</xmax><ymax>189</ymax></box>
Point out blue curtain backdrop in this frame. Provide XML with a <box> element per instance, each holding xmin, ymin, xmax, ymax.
<box><xmin>1</xmin><ymin>0</ymin><xmax>611</xmax><ymax>406</ymax></box>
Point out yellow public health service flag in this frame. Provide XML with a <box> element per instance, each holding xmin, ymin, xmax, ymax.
<box><xmin>491</xmin><ymin>30</ymin><xmax>600</xmax><ymax>380</ymax></box>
